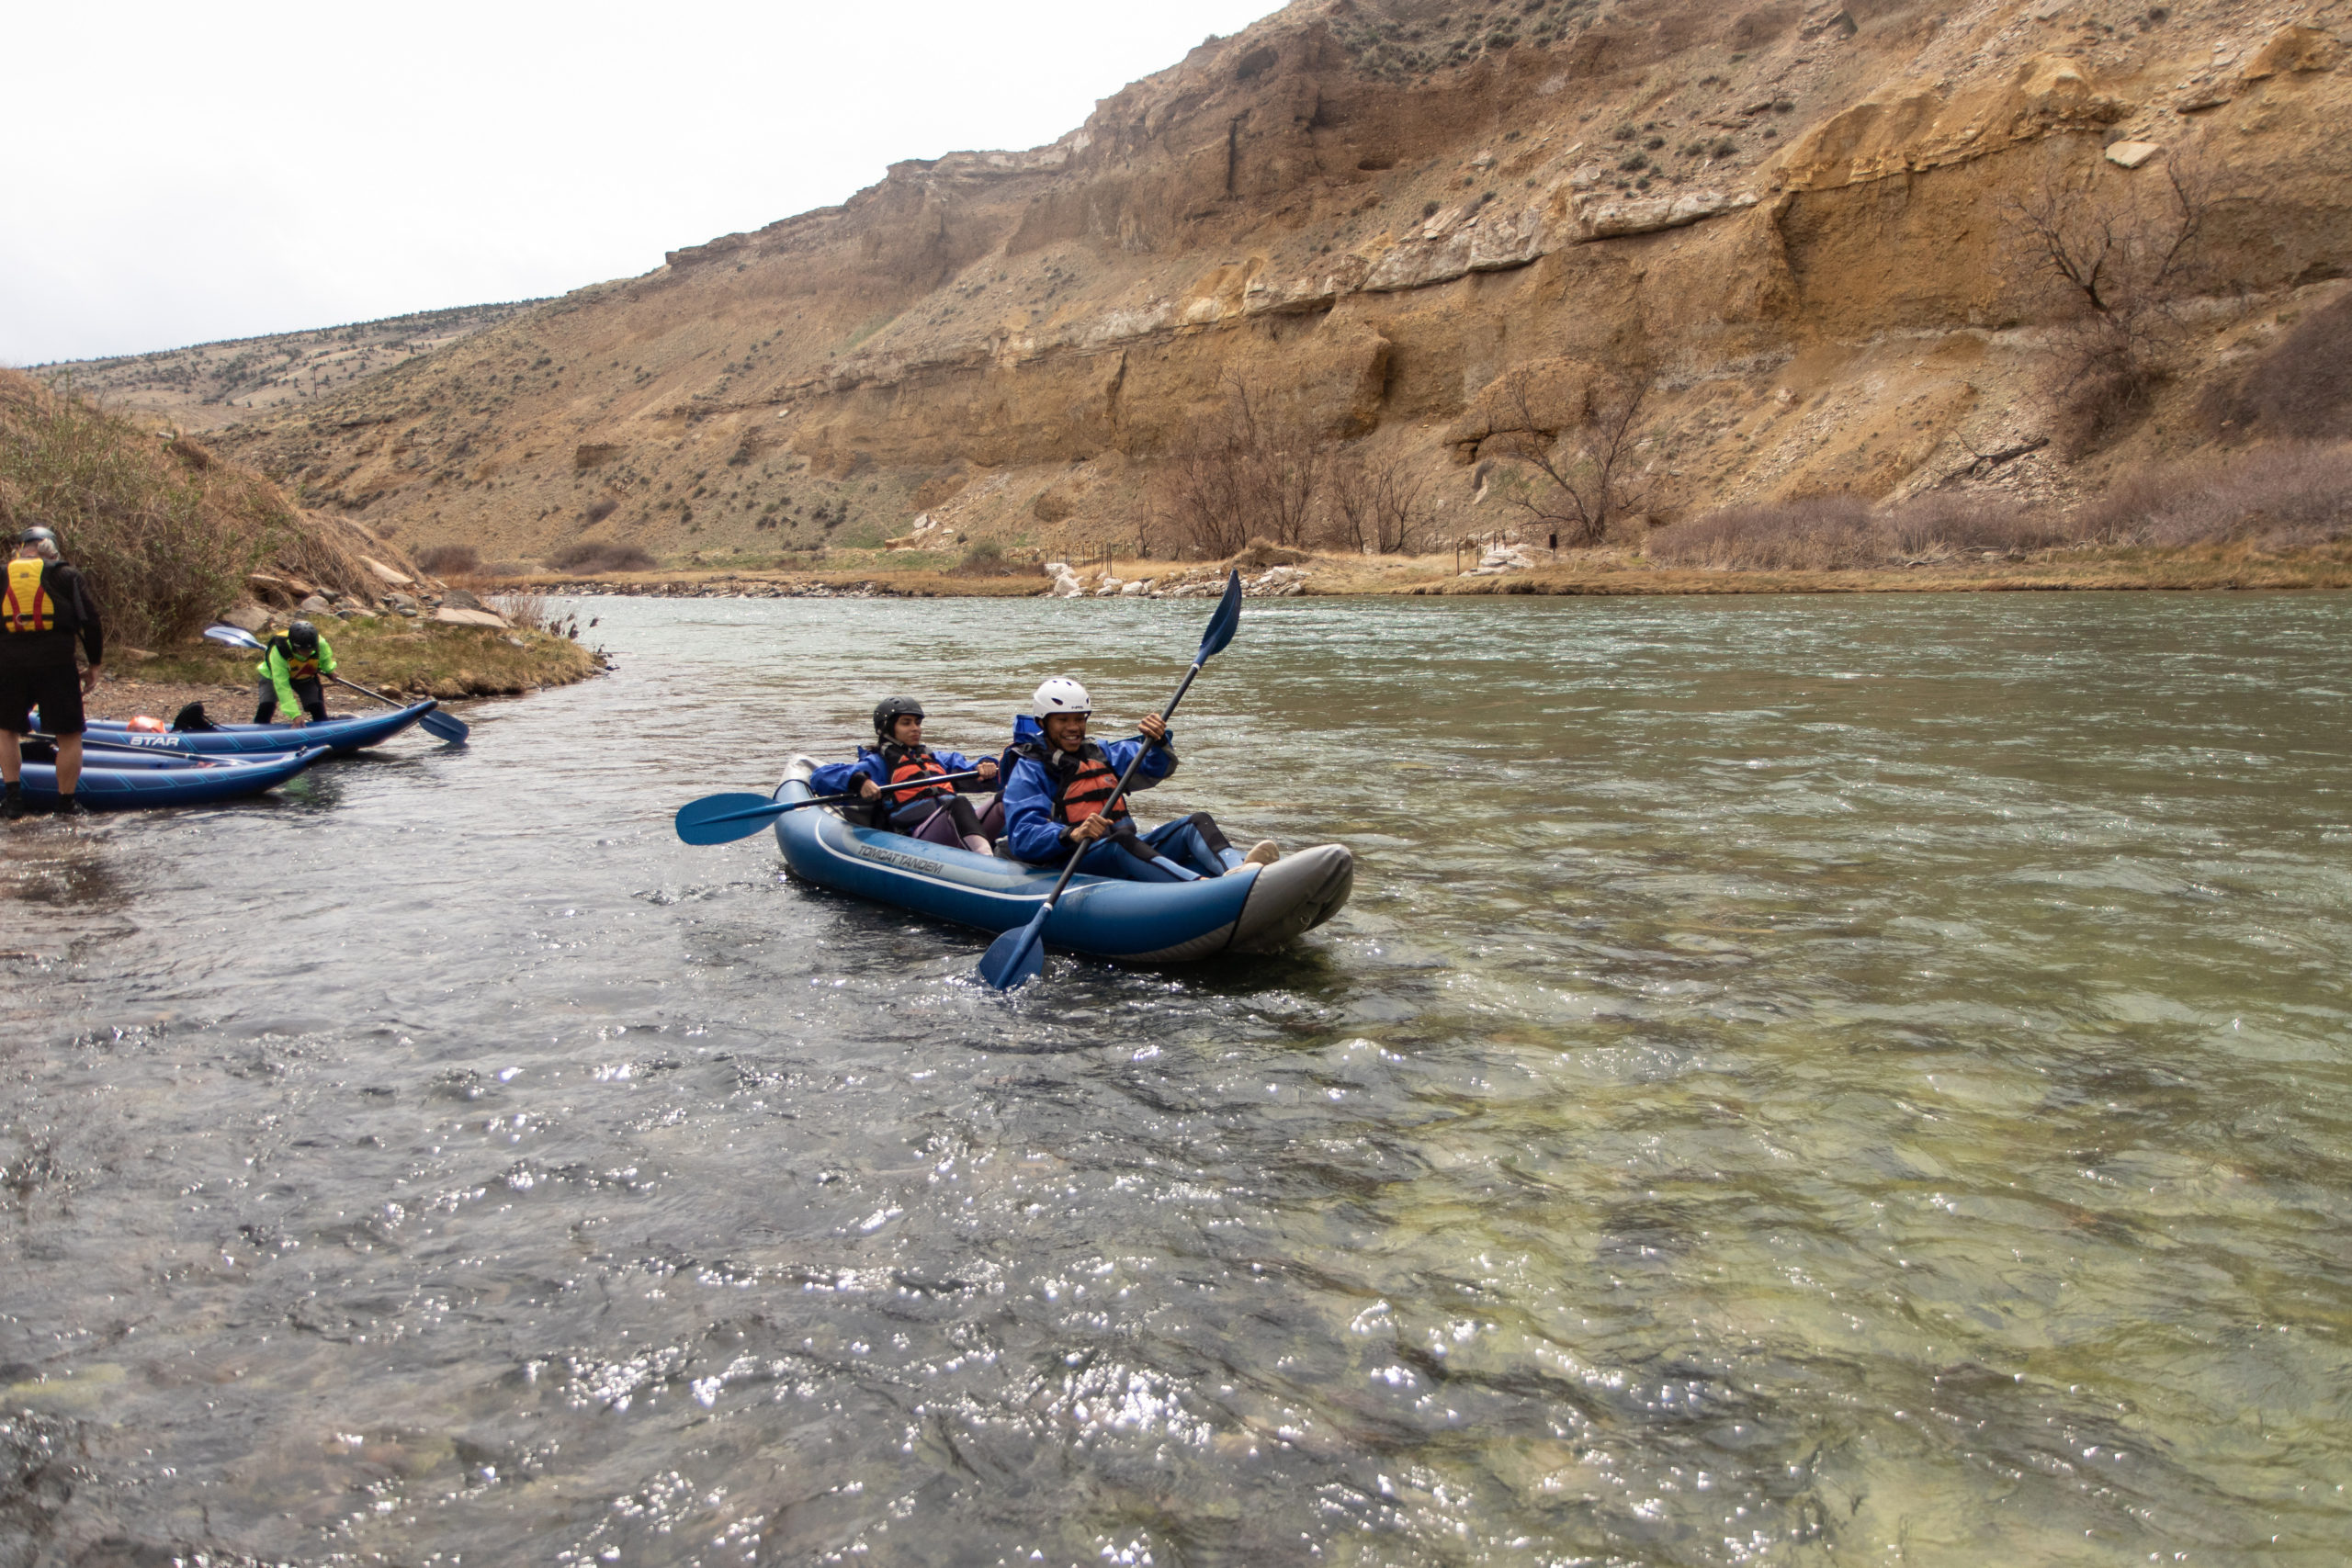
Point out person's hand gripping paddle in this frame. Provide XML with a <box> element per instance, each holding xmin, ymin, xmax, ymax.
<box><xmin>978</xmin><ymin>570</ymin><xmax>1244</xmax><ymax>991</ymax></box>
<box><xmin>204</xmin><ymin>624</ymin><xmax>469</xmax><ymax>742</ymax></box>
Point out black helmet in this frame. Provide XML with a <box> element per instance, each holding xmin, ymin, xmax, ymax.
<box><xmin>872</xmin><ymin>696</ymin><xmax>924</xmax><ymax>739</ymax></box>
<box><xmin>17</xmin><ymin>525</ymin><xmax>56</xmax><ymax>548</ymax></box>
<box><xmin>288</xmin><ymin>620</ymin><xmax>320</xmax><ymax>652</ymax></box>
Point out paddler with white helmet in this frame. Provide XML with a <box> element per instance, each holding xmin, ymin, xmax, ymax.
<box><xmin>1000</xmin><ymin>676</ymin><xmax>1277</xmax><ymax>882</ymax></box>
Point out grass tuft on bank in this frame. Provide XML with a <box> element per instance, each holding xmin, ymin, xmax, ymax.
<box><xmin>129</xmin><ymin>617</ymin><xmax>596</xmax><ymax>702</ymax></box>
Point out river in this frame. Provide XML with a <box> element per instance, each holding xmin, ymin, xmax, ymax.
<box><xmin>3</xmin><ymin>592</ymin><xmax>2347</xmax><ymax>1566</ymax></box>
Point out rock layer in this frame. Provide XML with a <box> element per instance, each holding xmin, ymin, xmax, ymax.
<box><xmin>195</xmin><ymin>0</ymin><xmax>2352</xmax><ymax>561</ymax></box>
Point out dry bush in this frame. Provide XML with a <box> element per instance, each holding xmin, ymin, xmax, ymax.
<box><xmin>489</xmin><ymin>588</ymin><xmax>558</xmax><ymax>632</ymax></box>
<box><xmin>1486</xmin><ymin>359</ymin><xmax>1657</xmax><ymax>546</ymax></box>
<box><xmin>2005</xmin><ymin>152</ymin><xmax>2216</xmax><ymax>457</ymax></box>
<box><xmin>548</xmin><ymin>539</ymin><xmax>656</xmax><ymax>574</ymax></box>
<box><xmin>2049</xmin><ymin>353</ymin><xmax>2165</xmax><ymax>459</ymax></box>
<box><xmin>413</xmin><ymin>542</ymin><xmax>481</xmax><ymax>576</ymax></box>
<box><xmin>2201</xmin><ymin>289</ymin><xmax>2352</xmax><ymax>441</ymax></box>
<box><xmin>1883</xmin><ymin>493</ymin><xmax>2072</xmax><ymax>556</ymax></box>
<box><xmin>1648</xmin><ymin>495</ymin><xmax>1887</xmax><ymax>570</ymax></box>
<box><xmin>1153</xmin><ymin>379</ymin><xmax>1328</xmax><ymax>558</ymax></box>
<box><xmin>950</xmin><ymin>540</ymin><xmax>1039</xmax><ymax>578</ymax></box>
<box><xmin>0</xmin><ymin>369</ymin><xmax>290</xmax><ymax>646</ymax></box>
<box><xmin>1326</xmin><ymin>447</ymin><xmax>1430</xmax><ymax>553</ymax></box>
<box><xmin>2070</xmin><ymin>442</ymin><xmax>2352</xmax><ymax>548</ymax></box>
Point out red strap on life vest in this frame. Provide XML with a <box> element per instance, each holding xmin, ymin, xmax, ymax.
<box><xmin>2</xmin><ymin>560</ymin><xmax>55</xmax><ymax>635</ymax></box>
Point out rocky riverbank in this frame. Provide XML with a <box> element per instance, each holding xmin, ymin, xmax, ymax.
<box><xmin>491</xmin><ymin>542</ymin><xmax>2352</xmax><ymax>604</ymax></box>
<box><xmin>99</xmin><ymin>616</ymin><xmax>603</xmax><ymax>726</ymax></box>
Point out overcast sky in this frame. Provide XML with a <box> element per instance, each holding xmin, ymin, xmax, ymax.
<box><xmin>3</xmin><ymin>0</ymin><xmax>1282</xmax><ymax>367</ymax></box>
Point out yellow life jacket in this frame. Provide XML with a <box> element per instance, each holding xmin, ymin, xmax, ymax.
<box><xmin>259</xmin><ymin>633</ymin><xmax>321</xmax><ymax>682</ymax></box>
<box><xmin>1</xmin><ymin>558</ymin><xmax>55</xmax><ymax>634</ymax></box>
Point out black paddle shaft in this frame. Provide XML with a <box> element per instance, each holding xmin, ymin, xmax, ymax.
<box><xmin>1035</xmin><ymin>660</ymin><xmax>1207</xmax><ymax>912</ymax></box>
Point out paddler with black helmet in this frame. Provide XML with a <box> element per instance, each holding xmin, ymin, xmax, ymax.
<box><xmin>809</xmin><ymin>697</ymin><xmax>1001</xmax><ymax>853</ymax></box>
<box><xmin>1000</xmin><ymin>676</ymin><xmax>1277</xmax><ymax>882</ymax></box>
<box><xmin>0</xmin><ymin>525</ymin><xmax>105</xmax><ymax>820</ymax></box>
<box><xmin>253</xmin><ymin>618</ymin><xmax>335</xmax><ymax>725</ymax></box>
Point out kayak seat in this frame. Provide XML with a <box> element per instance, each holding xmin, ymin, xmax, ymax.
<box><xmin>894</xmin><ymin>794</ymin><xmax>1006</xmax><ymax>852</ymax></box>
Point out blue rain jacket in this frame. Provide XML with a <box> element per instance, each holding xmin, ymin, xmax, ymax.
<box><xmin>813</xmin><ymin>747</ymin><xmax>988</xmax><ymax>799</ymax></box>
<box><xmin>810</xmin><ymin>746</ymin><xmax>990</xmax><ymax>804</ymax></box>
<box><xmin>1000</xmin><ymin>713</ymin><xmax>1178</xmax><ymax>864</ymax></box>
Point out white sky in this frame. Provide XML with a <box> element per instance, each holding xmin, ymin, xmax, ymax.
<box><xmin>2</xmin><ymin>0</ymin><xmax>1283</xmax><ymax>366</ymax></box>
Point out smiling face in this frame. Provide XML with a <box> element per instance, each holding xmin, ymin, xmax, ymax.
<box><xmin>1043</xmin><ymin>712</ymin><xmax>1088</xmax><ymax>751</ymax></box>
<box><xmin>891</xmin><ymin>714</ymin><xmax>924</xmax><ymax>747</ymax></box>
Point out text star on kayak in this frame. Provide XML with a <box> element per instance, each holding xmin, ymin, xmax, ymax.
<box><xmin>1000</xmin><ymin>676</ymin><xmax>1277</xmax><ymax>883</ymax></box>
<box><xmin>808</xmin><ymin>696</ymin><xmax>1003</xmax><ymax>855</ymax></box>
<box><xmin>1</xmin><ymin>525</ymin><xmax>106</xmax><ymax>819</ymax></box>
<box><xmin>254</xmin><ymin>619</ymin><xmax>336</xmax><ymax>726</ymax></box>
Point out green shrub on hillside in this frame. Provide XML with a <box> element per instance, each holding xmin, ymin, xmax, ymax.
<box><xmin>0</xmin><ymin>369</ymin><xmax>292</xmax><ymax>647</ymax></box>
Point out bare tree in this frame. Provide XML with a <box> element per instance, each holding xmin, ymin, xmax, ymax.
<box><xmin>2002</xmin><ymin>151</ymin><xmax>2217</xmax><ymax>455</ymax></box>
<box><xmin>1153</xmin><ymin>378</ymin><xmax>1329</xmax><ymax>558</ymax></box>
<box><xmin>1326</xmin><ymin>446</ymin><xmax>1430</xmax><ymax>553</ymax></box>
<box><xmin>1485</xmin><ymin>360</ymin><xmax>1658</xmax><ymax>547</ymax></box>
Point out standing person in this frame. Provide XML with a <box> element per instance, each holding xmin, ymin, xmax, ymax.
<box><xmin>0</xmin><ymin>525</ymin><xmax>104</xmax><ymax>819</ymax></box>
<box><xmin>1000</xmin><ymin>677</ymin><xmax>1277</xmax><ymax>883</ymax></box>
<box><xmin>810</xmin><ymin>697</ymin><xmax>1001</xmax><ymax>853</ymax></box>
<box><xmin>253</xmin><ymin>619</ymin><xmax>335</xmax><ymax>726</ymax></box>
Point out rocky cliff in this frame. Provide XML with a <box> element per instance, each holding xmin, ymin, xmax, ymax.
<box><xmin>211</xmin><ymin>0</ymin><xmax>2352</xmax><ymax>565</ymax></box>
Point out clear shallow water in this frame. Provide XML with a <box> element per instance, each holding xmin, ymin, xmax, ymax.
<box><xmin>3</xmin><ymin>592</ymin><xmax>2349</xmax><ymax>1567</ymax></box>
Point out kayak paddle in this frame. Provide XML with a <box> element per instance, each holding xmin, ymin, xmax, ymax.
<box><xmin>31</xmin><ymin>730</ymin><xmax>209</xmax><ymax>763</ymax></box>
<box><xmin>978</xmin><ymin>570</ymin><xmax>1244</xmax><ymax>992</ymax></box>
<box><xmin>674</xmin><ymin>771</ymin><xmax>989</xmax><ymax>845</ymax></box>
<box><xmin>204</xmin><ymin>624</ymin><xmax>469</xmax><ymax>742</ymax></box>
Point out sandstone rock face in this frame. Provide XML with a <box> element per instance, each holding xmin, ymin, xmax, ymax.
<box><xmin>1363</xmin><ymin>203</ymin><xmax>1549</xmax><ymax>290</ymax></box>
<box><xmin>1774</xmin><ymin>55</ymin><xmax>2129</xmax><ymax>194</ymax></box>
<box><xmin>209</xmin><ymin>0</ymin><xmax>2352</xmax><ymax>558</ymax></box>
<box><xmin>434</xmin><ymin>606</ymin><xmax>511</xmax><ymax>630</ymax></box>
<box><xmin>1573</xmin><ymin>187</ymin><xmax>1758</xmax><ymax>241</ymax></box>
<box><xmin>2242</xmin><ymin>24</ymin><xmax>2342</xmax><ymax>82</ymax></box>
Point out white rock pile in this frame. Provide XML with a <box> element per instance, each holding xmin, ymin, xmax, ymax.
<box><xmin>1042</xmin><ymin>562</ymin><xmax>1311</xmax><ymax>600</ymax></box>
<box><xmin>1460</xmin><ymin>546</ymin><xmax>1535</xmax><ymax>578</ymax></box>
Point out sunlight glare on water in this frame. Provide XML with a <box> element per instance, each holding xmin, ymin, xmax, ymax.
<box><xmin>3</xmin><ymin>592</ymin><xmax>2348</xmax><ymax>1565</ymax></box>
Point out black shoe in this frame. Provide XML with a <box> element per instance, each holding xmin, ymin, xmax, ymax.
<box><xmin>57</xmin><ymin>795</ymin><xmax>91</xmax><ymax>818</ymax></box>
<box><xmin>1</xmin><ymin>790</ymin><xmax>21</xmax><ymax>822</ymax></box>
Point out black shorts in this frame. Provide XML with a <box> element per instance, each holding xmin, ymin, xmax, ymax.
<box><xmin>0</xmin><ymin>662</ymin><xmax>84</xmax><ymax>736</ymax></box>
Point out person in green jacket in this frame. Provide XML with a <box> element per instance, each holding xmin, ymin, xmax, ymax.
<box><xmin>254</xmin><ymin>619</ymin><xmax>335</xmax><ymax>725</ymax></box>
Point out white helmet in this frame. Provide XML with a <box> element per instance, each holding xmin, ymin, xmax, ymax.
<box><xmin>1032</xmin><ymin>677</ymin><xmax>1091</xmax><ymax>719</ymax></box>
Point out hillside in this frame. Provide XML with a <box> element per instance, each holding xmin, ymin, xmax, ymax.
<box><xmin>209</xmin><ymin>0</ymin><xmax>2352</xmax><ymax>571</ymax></box>
<box><xmin>40</xmin><ymin>301</ymin><xmax>539</xmax><ymax>434</ymax></box>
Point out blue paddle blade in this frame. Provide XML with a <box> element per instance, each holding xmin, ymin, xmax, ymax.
<box><xmin>419</xmin><ymin>707</ymin><xmax>469</xmax><ymax>743</ymax></box>
<box><xmin>204</xmin><ymin>624</ymin><xmax>262</xmax><ymax>649</ymax></box>
<box><xmin>1197</xmin><ymin>571</ymin><xmax>1243</xmax><ymax>662</ymax></box>
<box><xmin>674</xmin><ymin>792</ymin><xmax>792</xmax><ymax>845</ymax></box>
<box><xmin>978</xmin><ymin>906</ymin><xmax>1051</xmax><ymax>990</ymax></box>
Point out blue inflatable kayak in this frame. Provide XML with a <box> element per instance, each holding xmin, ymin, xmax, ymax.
<box><xmin>16</xmin><ymin>744</ymin><xmax>333</xmax><ymax>810</ymax></box>
<box><xmin>79</xmin><ymin>702</ymin><xmax>440</xmax><ymax>756</ymax></box>
<box><xmin>769</xmin><ymin>757</ymin><xmax>1352</xmax><ymax>964</ymax></box>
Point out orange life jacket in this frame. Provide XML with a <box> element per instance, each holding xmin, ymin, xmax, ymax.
<box><xmin>2</xmin><ymin>558</ymin><xmax>54</xmax><ymax>635</ymax></box>
<box><xmin>1048</xmin><ymin>746</ymin><xmax>1129</xmax><ymax>827</ymax></box>
<box><xmin>880</xmin><ymin>743</ymin><xmax>953</xmax><ymax>804</ymax></box>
